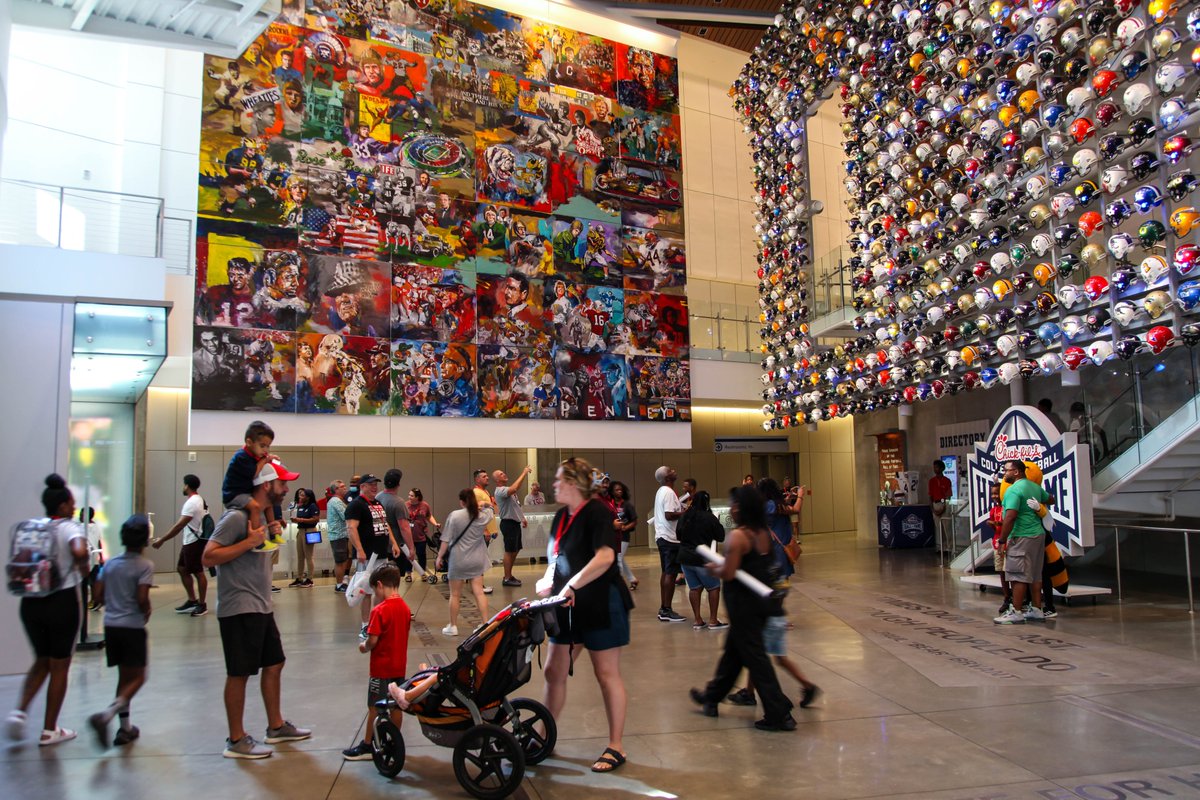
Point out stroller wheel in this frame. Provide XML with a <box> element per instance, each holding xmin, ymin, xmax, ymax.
<box><xmin>452</xmin><ymin>723</ymin><xmax>525</xmax><ymax>800</ymax></box>
<box><xmin>505</xmin><ymin>698</ymin><xmax>557</xmax><ymax>765</ymax></box>
<box><xmin>372</xmin><ymin>719</ymin><xmax>406</xmax><ymax>778</ymax></box>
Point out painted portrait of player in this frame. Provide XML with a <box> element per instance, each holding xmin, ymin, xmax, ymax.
<box><xmin>615</xmin><ymin>44</ymin><xmax>679</xmax><ymax>114</ymax></box>
<box><xmin>477</xmin><ymin>345</ymin><xmax>553</xmax><ymax>418</ymax></box>
<box><xmin>192</xmin><ymin>327</ymin><xmax>296</xmax><ymax>412</ymax></box>
<box><xmin>195</xmin><ymin>219</ymin><xmax>302</xmax><ymax>330</ymax></box>
<box><xmin>302</xmin><ymin>256</ymin><xmax>389</xmax><ymax>337</ymax></box>
<box><xmin>391</xmin><ymin>263</ymin><xmax>475</xmax><ymax>342</ymax></box>
<box><xmin>617</xmin><ymin>109</ymin><xmax>681</xmax><ymax>168</ymax></box>
<box><xmin>198</xmin><ymin>133</ymin><xmax>295</xmax><ymax>225</ymax></box>
<box><xmin>553</xmin><ymin>347</ymin><xmax>631</xmax><ymax>421</ymax></box>
<box><xmin>630</xmin><ymin>356</ymin><xmax>691</xmax><ymax>422</ymax></box>
<box><xmin>296</xmin><ymin>332</ymin><xmax>389</xmax><ymax>414</ymax></box>
<box><xmin>476</xmin><ymin>271</ymin><xmax>545</xmax><ymax>346</ymax></box>
<box><xmin>495</xmin><ymin>211</ymin><xmax>553</xmax><ymax>277</ymax></box>
<box><xmin>620</xmin><ymin>224</ymin><xmax>686</xmax><ymax>293</ymax></box>
<box><xmin>475</xmin><ymin>141</ymin><xmax>550</xmax><ymax>212</ymax></box>
<box><xmin>520</xmin><ymin>20</ymin><xmax>614</xmax><ymax>96</ymax></box>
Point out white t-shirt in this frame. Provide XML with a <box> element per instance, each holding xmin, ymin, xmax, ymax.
<box><xmin>181</xmin><ymin>493</ymin><xmax>205</xmax><ymax>546</ymax></box>
<box><xmin>653</xmin><ymin>485</ymin><xmax>682</xmax><ymax>543</ymax></box>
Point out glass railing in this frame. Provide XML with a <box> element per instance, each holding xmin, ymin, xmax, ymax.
<box><xmin>689</xmin><ymin>303</ymin><xmax>760</xmax><ymax>362</ymax></box>
<box><xmin>811</xmin><ymin>248</ymin><xmax>854</xmax><ymax>318</ymax></box>
<box><xmin>0</xmin><ymin>178</ymin><xmax>164</xmax><ymax>258</ymax></box>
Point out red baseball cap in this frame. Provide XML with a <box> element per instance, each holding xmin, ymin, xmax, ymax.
<box><xmin>254</xmin><ymin>459</ymin><xmax>301</xmax><ymax>485</ymax></box>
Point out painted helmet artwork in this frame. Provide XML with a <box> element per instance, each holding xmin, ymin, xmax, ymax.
<box><xmin>746</xmin><ymin>0</ymin><xmax>1200</xmax><ymax>427</ymax></box>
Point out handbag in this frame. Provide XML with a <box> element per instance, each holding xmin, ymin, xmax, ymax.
<box><xmin>770</xmin><ymin>529</ymin><xmax>802</xmax><ymax>565</ymax></box>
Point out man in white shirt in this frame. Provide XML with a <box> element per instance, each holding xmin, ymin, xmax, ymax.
<box><xmin>152</xmin><ymin>473</ymin><xmax>210</xmax><ymax>617</ymax></box>
<box><xmin>653</xmin><ymin>465</ymin><xmax>685</xmax><ymax>622</ymax></box>
<box><xmin>524</xmin><ymin>482</ymin><xmax>546</xmax><ymax>506</ymax></box>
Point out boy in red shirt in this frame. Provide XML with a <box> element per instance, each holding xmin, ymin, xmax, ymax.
<box><xmin>342</xmin><ymin>563</ymin><xmax>412</xmax><ymax>761</ymax></box>
<box><xmin>988</xmin><ymin>482</ymin><xmax>1013</xmax><ymax>614</ymax></box>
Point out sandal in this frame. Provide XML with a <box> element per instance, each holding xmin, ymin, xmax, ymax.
<box><xmin>591</xmin><ymin>746</ymin><xmax>626</xmax><ymax>773</ymax></box>
<box><xmin>39</xmin><ymin>727</ymin><xmax>77</xmax><ymax>746</ymax></box>
<box><xmin>629</xmin><ymin>580</ymin><xmax>638</xmax><ymax>591</ymax></box>
<box><xmin>405</xmin><ymin>575</ymin><xmax>413</xmax><ymax>583</ymax></box>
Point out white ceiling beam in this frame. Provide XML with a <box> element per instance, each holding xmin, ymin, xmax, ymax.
<box><xmin>70</xmin><ymin>0</ymin><xmax>100</xmax><ymax>30</ymax></box>
<box><xmin>606</xmin><ymin>3</ymin><xmax>774</xmax><ymax>26</ymax></box>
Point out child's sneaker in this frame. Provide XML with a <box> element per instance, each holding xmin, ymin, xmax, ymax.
<box><xmin>993</xmin><ymin>608</ymin><xmax>1027</xmax><ymax>625</ymax></box>
<box><xmin>87</xmin><ymin>713</ymin><xmax>109</xmax><ymax>749</ymax></box>
<box><xmin>5</xmin><ymin>710</ymin><xmax>27</xmax><ymax>741</ymax></box>
<box><xmin>342</xmin><ymin>741</ymin><xmax>374</xmax><ymax>761</ymax></box>
<box><xmin>1042</xmin><ymin>606</ymin><xmax>1058</xmax><ymax>619</ymax></box>
<box><xmin>1023</xmin><ymin>605</ymin><xmax>1046</xmax><ymax>621</ymax></box>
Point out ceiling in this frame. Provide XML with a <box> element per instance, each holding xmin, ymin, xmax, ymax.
<box><xmin>607</xmin><ymin>0</ymin><xmax>780</xmax><ymax>52</ymax></box>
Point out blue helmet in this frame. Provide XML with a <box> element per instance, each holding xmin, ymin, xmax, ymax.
<box><xmin>1178</xmin><ymin>280</ymin><xmax>1200</xmax><ymax>311</ymax></box>
<box><xmin>1036</xmin><ymin>322</ymin><xmax>1062</xmax><ymax>345</ymax></box>
<box><xmin>1042</xmin><ymin>103</ymin><xmax>1068</xmax><ymax>129</ymax></box>
<box><xmin>1050</xmin><ymin>162</ymin><xmax>1074</xmax><ymax>186</ymax></box>
<box><xmin>996</xmin><ymin>79</ymin><xmax>1019</xmax><ymax>104</ymax></box>
<box><xmin>1134</xmin><ymin>184</ymin><xmax>1164</xmax><ymax>213</ymax></box>
<box><xmin>980</xmin><ymin>367</ymin><xmax>1000</xmax><ymax>387</ymax></box>
<box><xmin>1012</xmin><ymin>34</ymin><xmax>1036</xmax><ymax>59</ymax></box>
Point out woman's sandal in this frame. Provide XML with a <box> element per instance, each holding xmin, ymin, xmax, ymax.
<box><xmin>629</xmin><ymin>580</ymin><xmax>638</xmax><ymax>591</ymax></box>
<box><xmin>591</xmin><ymin>747</ymin><xmax>626</xmax><ymax>773</ymax></box>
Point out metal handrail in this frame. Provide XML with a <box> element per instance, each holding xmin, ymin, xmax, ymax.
<box><xmin>1</xmin><ymin>177</ymin><xmax>168</xmax><ymax>203</ymax></box>
<box><xmin>1101</xmin><ymin>523</ymin><xmax>1196</xmax><ymax>613</ymax></box>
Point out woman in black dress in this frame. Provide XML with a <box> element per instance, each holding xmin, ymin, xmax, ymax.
<box><xmin>541</xmin><ymin>457</ymin><xmax>634</xmax><ymax>773</ymax></box>
<box><xmin>689</xmin><ymin>485</ymin><xmax>795</xmax><ymax>731</ymax></box>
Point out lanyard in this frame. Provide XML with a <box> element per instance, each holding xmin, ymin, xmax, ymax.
<box><xmin>553</xmin><ymin>502</ymin><xmax>588</xmax><ymax>556</ymax></box>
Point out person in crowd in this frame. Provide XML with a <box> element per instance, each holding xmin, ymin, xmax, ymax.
<box><xmin>288</xmin><ymin>488</ymin><xmax>320</xmax><ymax>588</ymax></box>
<box><xmin>88</xmin><ymin>514</ymin><xmax>154</xmax><ymax>748</ymax></box>
<box><xmin>347</xmin><ymin>475</ymin><xmax>362</xmax><ymax>502</ymax></box>
<box><xmin>676</xmin><ymin>490</ymin><xmax>727</xmax><ymax>631</ymax></box>
<box><xmin>326</xmin><ymin>480</ymin><xmax>351</xmax><ymax>592</ymax></box>
<box><xmin>994</xmin><ymin>460</ymin><xmax>1054</xmax><ymax>625</ymax></box>
<box><xmin>78</xmin><ymin>506</ymin><xmax>104</xmax><ymax>648</ymax></box>
<box><xmin>1037</xmin><ymin>398</ymin><xmax>1065</xmax><ymax>433</ymax></box>
<box><xmin>679</xmin><ymin>477</ymin><xmax>697</xmax><ymax>509</ymax></box>
<box><xmin>221</xmin><ymin>420</ymin><xmax>281</xmax><ymax>549</ymax></box>
<box><xmin>689</xmin><ymin>485</ymin><xmax>795</xmax><ymax>732</ymax></box>
<box><xmin>153</xmin><ymin>473</ymin><xmax>210</xmax><ymax>616</ymax></box>
<box><xmin>652</xmin><ymin>465</ymin><xmax>686</xmax><ymax>622</ymax></box>
<box><xmin>758</xmin><ymin>477</ymin><xmax>800</xmax><ymax>578</ymax></box>
<box><xmin>610</xmin><ymin>480</ymin><xmax>638</xmax><ymax>591</ymax></box>
<box><xmin>202</xmin><ymin>460</ymin><xmax>312</xmax><ymax>759</ymax></box>
<box><xmin>346</xmin><ymin>474</ymin><xmax>403</xmax><ymax>639</ymax></box>
<box><xmin>929</xmin><ymin>460</ymin><xmax>952</xmax><ymax>513</ymax></box>
<box><xmin>471</xmin><ymin>469</ymin><xmax>498</xmax><ymax>595</ymax></box>
<box><xmin>742</xmin><ymin>474</ymin><xmax>755</xmax><ymax>487</ymax></box>
<box><xmin>781</xmin><ymin>478</ymin><xmax>801</xmax><ymax>541</ymax></box>
<box><xmin>377</xmin><ymin>468</ymin><xmax>416</xmax><ymax>578</ymax></box>
<box><xmin>342</xmin><ymin>563</ymin><xmax>412</xmax><ymax>761</ymax></box>
<box><xmin>435</xmin><ymin>489</ymin><xmax>494</xmax><ymax>636</ymax></box>
<box><xmin>405</xmin><ymin>488</ymin><xmax>438</xmax><ymax>580</ymax></box>
<box><xmin>540</xmin><ymin>457</ymin><xmax>633</xmax><ymax>773</ymax></box>
<box><xmin>524</xmin><ymin>481</ymin><xmax>546</xmax><ymax>506</ymax></box>
<box><xmin>727</xmin><ymin>591</ymin><xmax>821</xmax><ymax>711</ymax></box>
<box><xmin>494</xmin><ymin>465</ymin><xmax>532</xmax><ymax>587</ymax></box>
<box><xmin>6</xmin><ymin>475</ymin><xmax>90</xmax><ymax>746</ymax></box>
<box><xmin>988</xmin><ymin>482</ymin><xmax>1012</xmax><ymax>615</ymax></box>
<box><xmin>1069</xmin><ymin>401</ymin><xmax>1109</xmax><ymax>459</ymax></box>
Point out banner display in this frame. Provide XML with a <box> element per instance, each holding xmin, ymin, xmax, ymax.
<box><xmin>966</xmin><ymin>406</ymin><xmax>1093</xmax><ymax>556</ymax></box>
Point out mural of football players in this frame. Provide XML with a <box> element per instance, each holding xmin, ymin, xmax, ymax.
<box><xmin>631</xmin><ymin>356</ymin><xmax>691</xmax><ymax>421</ymax></box>
<box><xmin>504</xmin><ymin>216</ymin><xmax>552</xmax><ymax>276</ymax></box>
<box><xmin>192</xmin><ymin>327</ymin><xmax>295</xmax><ymax>412</ymax></box>
<box><xmin>197</xmin><ymin>255</ymin><xmax>258</xmax><ymax>327</ymax></box>
<box><xmin>477</xmin><ymin>271</ymin><xmax>544</xmax><ymax>346</ymax></box>
<box><xmin>304</xmin><ymin>257</ymin><xmax>388</xmax><ymax>336</ymax></box>
<box><xmin>252</xmin><ymin>250</ymin><xmax>310</xmax><ymax>329</ymax></box>
<box><xmin>435</xmin><ymin>343</ymin><xmax>479</xmax><ymax>417</ymax></box>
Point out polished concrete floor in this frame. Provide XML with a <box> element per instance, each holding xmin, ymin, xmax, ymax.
<box><xmin>5</xmin><ymin>532</ymin><xmax>1200</xmax><ymax>800</ymax></box>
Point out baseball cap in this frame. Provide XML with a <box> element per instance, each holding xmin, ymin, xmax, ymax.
<box><xmin>254</xmin><ymin>459</ymin><xmax>301</xmax><ymax>486</ymax></box>
<box><xmin>359</xmin><ymin>473</ymin><xmax>381</xmax><ymax>484</ymax></box>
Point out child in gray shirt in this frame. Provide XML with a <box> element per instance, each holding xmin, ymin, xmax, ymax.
<box><xmin>89</xmin><ymin>515</ymin><xmax>154</xmax><ymax>748</ymax></box>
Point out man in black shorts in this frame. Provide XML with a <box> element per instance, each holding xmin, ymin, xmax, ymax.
<box><xmin>152</xmin><ymin>473</ymin><xmax>209</xmax><ymax>616</ymax></box>
<box><xmin>203</xmin><ymin>459</ymin><xmax>312</xmax><ymax>759</ymax></box>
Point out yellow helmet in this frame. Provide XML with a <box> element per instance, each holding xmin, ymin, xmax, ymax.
<box><xmin>998</xmin><ymin>104</ymin><xmax>1021</xmax><ymax>128</ymax></box>
<box><xmin>897</xmin><ymin>294</ymin><xmax>914</xmax><ymax>313</ymax></box>
<box><xmin>922</xmin><ymin>258</ymin><xmax>942</xmax><ymax>278</ymax></box>
<box><xmin>1170</xmin><ymin>206</ymin><xmax>1200</xmax><ymax>236</ymax></box>
<box><xmin>956</xmin><ymin>57</ymin><xmax>974</xmax><ymax>79</ymax></box>
<box><xmin>961</xmin><ymin>345</ymin><xmax>982</xmax><ymax>366</ymax></box>
<box><xmin>909</xmin><ymin>52</ymin><xmax>926</xmax><ymax>71</ymax></box>
<box><xmin>1018</xmin><ymin>89</ymin><xmax>1041</xmax><ymax>114</ymax></box>
<box><xmin>1028</xmin><ymin>204</ymin><xmax>1052</xmax><ymax>228</ymax></box>
<box><xmin>1033</xmin><ymin>262</ymin><xmax>1059</xmax><ymax>286</ymax></box>
<box><xmin>993</xmin><ymin>279</ymin><xmax>1016</xmax><ymax>300</ymax></box>
<box><xmin>1149</xmin><ymin>0</ymin><xmax>1179</xmax><ymax>23</ymax></box>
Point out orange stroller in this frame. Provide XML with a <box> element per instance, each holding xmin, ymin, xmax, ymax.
<box><xmin>371</xmin><ymin>595</ymin><xmax>567</xmax><ymax>799</ymax></box>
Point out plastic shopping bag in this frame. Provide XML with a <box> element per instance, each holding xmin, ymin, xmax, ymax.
<box><xmin>345</xmin><ymin>553</ymin><xmax>379</xmax><ymax>608</ymax></box>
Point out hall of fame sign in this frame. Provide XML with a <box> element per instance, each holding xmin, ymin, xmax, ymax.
<box><xmin>966</xmin><ymin>406</ymin><xmax>1094</xmax><ymax>556</ymax></box>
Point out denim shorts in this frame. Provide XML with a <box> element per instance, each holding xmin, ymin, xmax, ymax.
<box><xmin>763</xmin><ymin>615</ymin><xmax>788</xmax><ymax>657</ymax></box>
<box><xmin>681</xmin><ymin>563</ymin><xmax>719</xmax><ymax>591</ymax></box>
<box><xmin>656</xmin><ymin>540</ymin><xmax>681</xmax><ymax>575</ymax></box>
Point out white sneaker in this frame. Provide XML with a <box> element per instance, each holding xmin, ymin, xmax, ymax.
<box><xmin>1023</xmin><ymin>606</ymin><xmax>1046</xmax><ymax>621</ymax></box>
<box><xmin>6</xmin><ymin>710</ymin><xmax>27</xmax><ymax>741</ymax></box>
<box><xmin>993</xmin><ymin>609</ymin><xmax>1027</xmax><ymax>625</ymax></box>
<box><xmin>442</xmin><ymin>624</ymin><xmax>458</xmax><ymax>636</ymax></box>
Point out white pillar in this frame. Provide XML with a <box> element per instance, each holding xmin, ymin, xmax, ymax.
<box><xmin>1010</xmin><ymin>379</ymin><xmax>1025</xmax><ymax>407</ymax></box>
<box><xmin>0</xmin><ymin>0</ymin><xmax>11</xmax><ymax>177</ymax></box>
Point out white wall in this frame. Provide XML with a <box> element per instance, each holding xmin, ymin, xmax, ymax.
<box><xmin>0</xmin><ymin>299</ymin><xmax>73</xmax><ymax>674</ymax></box>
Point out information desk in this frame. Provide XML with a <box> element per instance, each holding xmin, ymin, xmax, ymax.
<box><xmin>486</xmin><ymin>507</ymin><xmax>558</xmax><ymax>564</ymax></box>
<box><xmin>877</xmin><ymin>505</ymin><xmax>936</xmax><ymax>549</ymax></box>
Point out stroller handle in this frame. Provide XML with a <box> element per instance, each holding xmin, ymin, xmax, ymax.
<box><xmin>513</xmin><ymin>595</ymin><xmax>569</xmax><ymax>616</ymax></box>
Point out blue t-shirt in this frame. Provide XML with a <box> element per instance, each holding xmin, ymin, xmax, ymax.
<box><xmin>222</xmin><ymin>448</ymin><xmax>258</xmax><ymax>505</ymax></box>
<box><xmin>99</xmin><ymin>551</ymin><xmax>154</xmax><ymax>629</ymax></box>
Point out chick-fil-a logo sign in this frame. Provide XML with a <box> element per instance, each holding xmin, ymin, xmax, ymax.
<box><xmin>967</xmin><ymin>406</ymin><xmax>1094</xmax><ymax>556</ymax></box>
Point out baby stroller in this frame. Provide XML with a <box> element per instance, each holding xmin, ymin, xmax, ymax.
<box><xmin>424</xmin><ymin>524</ymin><xmax>448</xmax><ymax>584</ymax></box>
<box><xmin>371</xmin><ymin>595</ymin><xmax>567</xmax><ymax>799</ymax></box>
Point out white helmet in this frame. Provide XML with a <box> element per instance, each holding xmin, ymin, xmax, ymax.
<box><xmin>1046</xmin><ymin>132</ymin><xmax>1070</xmax><ymax>158</ymax></box>
<box><xmin>1108</xmin><ymin>232</ymin><xmax>1137</xmax><ymax>260</ymax></box>
<box><xmin>1113</xmin><ymin>300</ymin><xmax>1141</xmax><ymax>326</ymax></box>
<box><xmin>875</xmin><ymin>326</ymin><xmax>891</xmax><ymax>343</ymax></box>
<box><xmin>1141</xmin><ymin>254</ymin><xmax>1171</xmax><ymax>284</ymax></box>
<box><xmin>968</xmin><ymin>208</ymin><xmax>991</xmax><ymax>229</ymax></box>
<box><xmin>1051</xmin><ymin>193</ymin><xmax>1078</xmax><ymax>218</ymax></box>
<box><xmin>1116</xmin><ymin>17</ymin><xmax>1146</xmax><ymax>49</ymax></box>
<box><xmin>1067</xmin><ymin>86</ymin><xmax>1093</xmax><ymax>114</ymax></box>
<box><xmin>980</xmin><ymin>119</ymin><xmax>1002</xmax><ymax>141</ymax></box>
<box><xmin>947</xmin><ymin>144</ymin><xmax>967</xmax><ymax>166</ymax></box>
<box><xmin>1035</xmin><ymin>16</ymin><xmax>1058</xmax><ymax>42</ymax></box>
<box><xmin>1038</xmin><ymin>353</ymin><xmax>1064</xmax><ymax>374</ymax></box>
<box><xmin>1062</xmin><ymin>316</ymin><xmax>1087</xmax><ymax>341</ymax></box>
<box><xmin>1032</xmin><ymin>233</ymin><xmax>1054</xmax><ymax>256</ymax></box>
<box><xmin>1160</xmin><ymin>98</ymin><xmax>1189</xmax><ymax>132</ymax></box>
<box><xmin>888</xmin><ymin>345</ymin><xmax>903</xmax><ymax>363</ymax></box>
<box><xmin>1072</xmin><ymin>148</ymin><xmax>1099</xmax><ymax>176</ymax></box>
<box><xmin>953</xmin><ymin>243</ymin><xmax>972</xmax><ymax>264</ymax></box>
<box><xmin>982</xmin><ymin>173</ymin><xmax>1003</xmax><ymax>193</ymax></box>
<box><xmin>974</xmin><ymin>287</ymin><xmax>995</xmax><ymax>309</ymax></box>
<box><xmin>1017</xmin><ymin>62</ymin><xmax>1042</xmax><ymax>85</ymax></box>
<box><xmin>913</xmin><ymin>334</ymin><xmax>932</xmax><ymax>353</ymax></box>
<box><xmin>998</xmin><ymin>362</ymin><xmax>1022</xmax><ymax>385</ymax></box>
<box><xmin>1101</xmin><ymin>165</ymin><xmax>1129</xmax><ymax>193</ymax></box>
<box><xmin>996</xmin><ymin>334</ymin><xmax>1019</xmax><ymax>356</ymax></box>
<box><xmin>927</xmin><ymin>305</ymin><xmax>945</xmax><ymax>325</ymax></box>
<box><xmin>944</xmin><ymin>349</ymin><xmax>963</xmax><ymax>369</ymax></box>
<box><xmin>1027</xmin><ymin>175</ymin><xmax>1050</xmax><ymax>199</ymax></box>
<box><xmin>951</xmin><ymin>192</ymin><xmax>971</xmax><ymax>213</ymax></box>
<box><xmin>1021</xmin><ymin>118</ymin><xmax>1044</xmax><ymax>141</ymax></box>
<box><xmin>1088</xmin><ymin>340</ymin><xmax>1114</xmax><ymax>365</ymax></box>
<box><xmin>990</xmin><ymin>252</ymin><xmax>1013</xmax><ymax>273</ymax></box>
<box><xmin>1123</xmin><ymin>83</ymin><xmax>1152</xmax><ymax>116</ymax></box>
<box><xmin>1157</xmin><ymin>62</ymin><xmax>1189</xmax><ymax>95</ymax></box>
<box><xmin>1057</xmin><ymin>284</ymin><xmax>1085</xmax><ymax>307</ymax></box>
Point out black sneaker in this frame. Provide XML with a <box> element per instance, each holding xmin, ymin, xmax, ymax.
<box><xmin>270</xmin><ymin>585</ymin><xmax>282</xmax><ymax>593</ymax></box>
<box><xmin>334</xmin><ymin>583</ymin><xmax>347</xmax><ymax>593</ymax></box>
<box><xmin>113</xmin><ymin>725</ymin><xmax>140</xmax><ymax>746</ymax></box>
<box><xmin>190</xmin><ymin>603</ymin><xmax>209</xmax><ymax>617</ymax></box>
<box><xmin>502</xmin><ymin>577</ymin><xmax>522</xmax><ymax>587</ymax></box>
<box><xmin>174</xmin><ymin>600</ymin><xmax>198</xmax><ymax>614</ymax></box>
<box><xmin>288</xmin><ymin>578</ymin><xmax>303</xmax><ymax>588</ymax></box>
<box><xmin>342</xmin><ymin>741</ymin><xmax>374</xmax><ymax>761</ymax></box>
<box><xmin>727</xmin><ymin>688</ymin><xmax>757</xmax><ymax>706</ymax></box>
<box><xmin>657</xmin><ymin>608</ymin><xmax>686</xmax><ymax>622</ymax></box>
<box><xmin>1042</xmin><ymin>607</ymin><xmax>1058</xmax><ymax>619</ymax></box>
<box><xmin>301</xmin><ymin>579</ymin><xmax>314</xmax><ymax>588</ymax></box>
<box><xmin>997</xmin><ymin>600</ymin><xmax>1013</xmax><ymax>616</ymax></box>
<box><xmin>688</xmin><ymin>688</ymin><xmax>718</xmax><ymax>718</ymax></box>
<box><xmin>800</xmin><ymin>685</ymin><xmax>821</xmax><ymax>708</ymax></box>
<box><xmin>754</xmin><ymin>715</ymin><xmax>797</xmax><ymax>732</ymax></box>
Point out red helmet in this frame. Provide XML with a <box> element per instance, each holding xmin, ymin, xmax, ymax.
<box><xmin>1078</xmin><ymin>211</ymin><xmax>1104</xmax><ymax>237</ymax></box>
<box><xmin>1165</xmin><ymin>135</ymin><xmax>1195</xmax><ymax>163</ymax></box>
<box><xmin>878</xmin><ymin>369</ymin><xmax>891</xmax><ymax>386</ymax></box>
<box><xmin>1070</xmin><ymin>117</ymin><xmax>1097</xmax><ymax>143</ymax></box>
<box><xmin>875</xmin><ymin>349</ymin><xmax>889</xmax><ymax>365</ymax></box>
<box><xmin>903</xmin><ymin>385</ymin><xmax>919</xmax><ymax>404</ymax></box>
<box><xmin>943</xmin><ymin>325</ymin><xmax>962</xmax><ymax>344</ymax></box>
<box><xmin>964</xmin><ymin>158</ymin><xmax>982</xmax><ymax>179</ymax></box>
<box><xmin>1063</xmin><ymin>346</ymin><xmax>1089</xmax><ymax>370</ymax></box>
<box><xmin>1175</xmin><ymin>243</ymin><xmax>1200</xmax><ymax>276</ymax></box>
<box><xmin>1145</xmin><ymin>325</ymin><xmax>1175</xmax><ymax>353</ymax></box>
<box><xmin>1084</xmin><ymin>274</ymin><xmax>1111</xmax><ymax>300</ymax></box>
<box><xmin>962</xmin><ymin>371</ymin><xmax>980</xmax><ymax>390</ymax></box>
<box><xmin>972</xmin><ymin>261</ymin><xmax>991</xmax><ymax>282</ymax></box>
<box><xmin>1092</xmin><ymin>69</ymin><xmax>1120</xmax><ymax>97</ymax></box>
<box><xmin>1096</xmin><ymin>101</ymin><xmax>1121</xmax><ymax>128</ymax></box>
<box><xmin>1001</xmin><ymin>130</ymin><xmax>1022</xmax><ymax>152</ymax></box>
<box><xmin>854</xmin><ymin>357</ymin><xmax>867</xmax><ymax>373</ymax></box>
<box><xmin>930</xmin><ymin>379</ymin><xmax>946</xmax><ymax>398</ymax></box>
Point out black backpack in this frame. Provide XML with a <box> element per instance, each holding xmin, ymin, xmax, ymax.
<box><xmin>199</xmin><ymin>500</ymin><xmax>215</xmax><ymax>541</ymax></box>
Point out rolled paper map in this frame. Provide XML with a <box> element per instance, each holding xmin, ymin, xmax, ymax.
<box><xmin>399</xmin><ymin>544</ymin><xmax>426</xmax><ymax>577</ymax></box>
<box><xmin>695</xmin><ymin>544</ymin><xmax>773</xmax><ymax>597</ymax></box>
